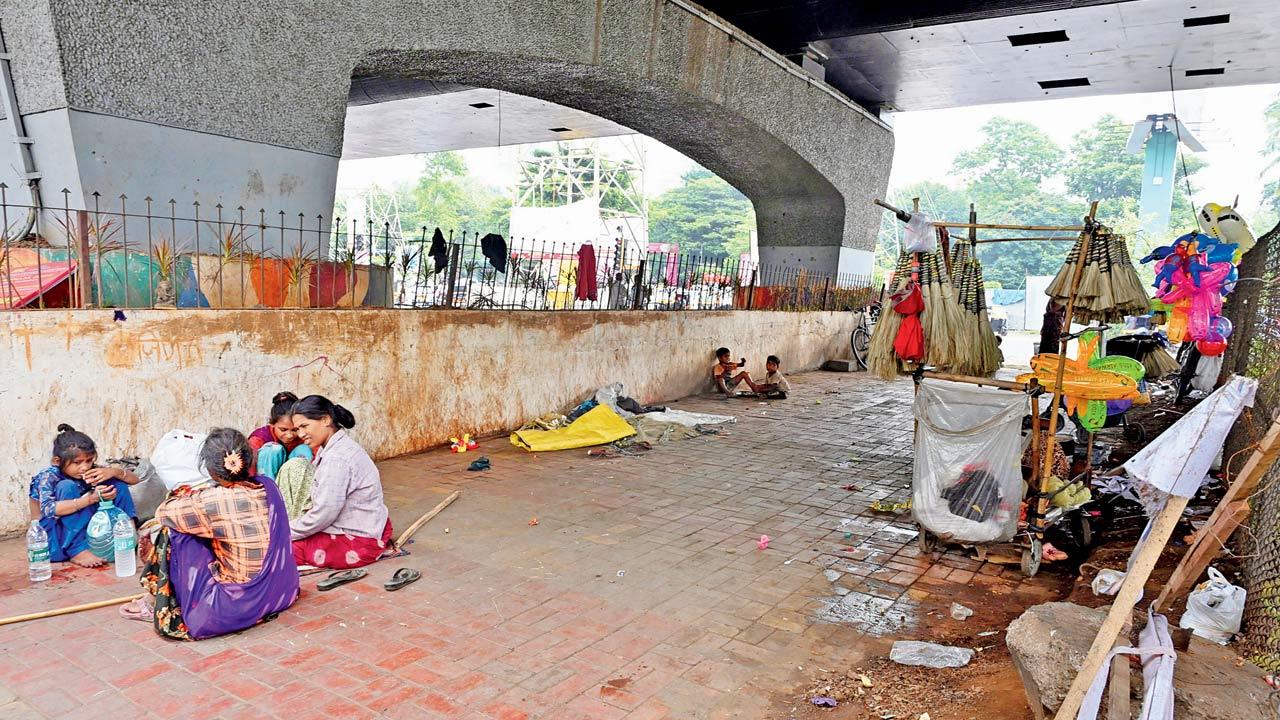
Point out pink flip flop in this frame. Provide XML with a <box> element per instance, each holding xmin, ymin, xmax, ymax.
<box><xmin>119</xmin><ymin>597</ymin><xmax>155</xmax><ymax>622</ymax></box>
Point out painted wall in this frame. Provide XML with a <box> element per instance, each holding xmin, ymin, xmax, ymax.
<box><xmin>0</xmin><ymin>308</ymin><xmax>856</xmax><ymax>534</ymax></box>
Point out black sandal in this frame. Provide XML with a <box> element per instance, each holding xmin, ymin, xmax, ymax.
<box><xmin>384</xmin><ymin>568</ymin><xmax>422</xmax><ymax>592</ymax></box>
<box><xmin>316</xmin><ymin>568</ymin><xmax>368</xmax><ymax>591</ymax></box>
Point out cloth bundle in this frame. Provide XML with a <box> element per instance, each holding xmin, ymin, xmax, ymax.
<box><xmin>1046</xmin><ymin>227</ymin><xmax>1149</xmax><ymax>323</ymax></box>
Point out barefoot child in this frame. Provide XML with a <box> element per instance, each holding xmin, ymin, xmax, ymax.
<box><xmin>28</xmin><ymin>424</ymin><xmax>140</xmax><ymax>567</ymax></box>
<box><xmin>712</xmin><ymin>347</ymin><xmax>756</xmax><ymax>395</ymax></box>
<box><xmin>755</xmin><ymin>355</ymin><xmax>791</xmax><ymax>399</ymax></box>
<box><xmin>247</xmin><ymin>391</ymin><xmax>313</xmax><ymax>479</ymax></box>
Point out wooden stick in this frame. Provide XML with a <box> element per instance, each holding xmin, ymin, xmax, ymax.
<box><xmin>922</xmin><ymin>370</ymin><xmax>1027</xmax><ymax>392</ymax></box>
<box><xmin>974</xmin><ymin>236</ymin><xmax>1079</xmax><ymax>244</ymax></box>
<box><xmin>1106</xmin><ymin>618</ymin><xmax>1132</xmax><ymax>720</ymax></box>
<box><xmin>1053</xmin><ymin>495</ymin><xmax>1190</xmax><ymax>720</ymax></box>
<box><xmin>1153</xmin><ymin>415</ymin><xmax>1280</xmax><ymax>611</ymax></box>
<box><xmin>1036</xmin><ymin>202</ymin><xmax>1098</xmax><ymax>529</ymax></box>
<box><xmin>0</xmin><ymin>593</ymin><xmax>145</xmax><ymax>627</ymax></box>
<box><xmin>394</xmin><ymin>490</ymin><xmax>461</xmax><ymax>548</ymax></box>
<box><xmin>936</xmin><ymin>221</ymin><xmax>1086</xmax><ymax>232</ymax></box>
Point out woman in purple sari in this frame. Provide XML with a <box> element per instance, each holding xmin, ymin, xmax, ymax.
<box><xmin>120</xmin><ymin>428</ymin><xmax>299</xmax><ymax>640</ymax></box>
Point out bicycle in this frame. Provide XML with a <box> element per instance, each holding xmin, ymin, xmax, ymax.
<box><xmin>850</xmin><ymin>303</ymin><xmax>880</xmax><ymax>370</ymax></box>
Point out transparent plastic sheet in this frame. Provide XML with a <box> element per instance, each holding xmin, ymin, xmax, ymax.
<box><xmin>912</xmin><ymin>379</ymin><xmax>1028</xmax><ymax>543</ymax></box>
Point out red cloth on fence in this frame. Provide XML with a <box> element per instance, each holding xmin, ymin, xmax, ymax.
<box><xmin>890</xmin><ymin>282</ymin><xmax>925</xmax><ymax>362</ymax></box>
<box><xmin>575</xmin><ymin>244</ymin><xmax>598</xmax><ymax>301</ymax></box>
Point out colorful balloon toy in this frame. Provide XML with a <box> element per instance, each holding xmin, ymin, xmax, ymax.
<box><xmin>1017</xmin><ymin>332</ymin><xmax>1144</xmax><ymax>432</ymax></box>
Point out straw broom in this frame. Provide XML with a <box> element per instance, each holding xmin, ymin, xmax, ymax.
<box><xmin>867</xmin><ymin>251</ymin><xmax>911</xmax><ymax>379</ymax></box>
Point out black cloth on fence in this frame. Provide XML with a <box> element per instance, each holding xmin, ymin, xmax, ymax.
<box><xmin>480</xmin><ymin>233</ymin><xmax>508</xmax><ymax>273</ymax></box>
<box><xmin>428</xmin><ymin>228</ymin><xmax>448</xmax><ymax>274</ymax></box>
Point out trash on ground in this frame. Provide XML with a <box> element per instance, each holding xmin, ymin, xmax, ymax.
<box><xmin>977</xmin><ymin>630</ymin><xmax>998</xmax><ymax>637</ymax></box>
<box><xmin>871</xmin><ymin>499</ymin><xmax>912</xmax><ymax>513</ymax></box>
<box><xmin>528</xmin><ymin>517</ymin><xmax>538</xmax><ymax>526</ymax></box>
<box><xmin>1091</xmin><ymin>569</ymin><xmax>1126</xmax><ymax>596</ymax></box>
<box><xmin>949</xmin><ymin>602</ymin><xmax>973</xmax><ymax>621</ymax></box>
<box><xmin>859</xmin><ymin>674</ymin><xmax>873</xmax><ymax>687</ymax></box>
<box><xmin>842</xmin><ymin>484</ymin><xmax>860</xmax><ymax>491</ymax></box>
<box><xmin>810</xmin><ymin>696</ymin><xmax>838</xmax><ymax>708</ymax></box>
<box><xmin>1180</xmin><ymin>567</ymin><xmax>1245</xmax><ymax>644</ymax></box>
<box><xmin>466</xmin><ymin>456</ymin><xmax>490</xmax><ymax>472</ymax></box>
<box><xmin>889</xmin><ymin>640</ymin><xmax>974</xmax><ymax>668</ymax></box>
<box><xmin>757</xmin><ymin>534</ymin><xmax>771</xmax><ymax>550</ymax></box>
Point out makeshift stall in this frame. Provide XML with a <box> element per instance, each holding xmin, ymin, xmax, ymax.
<box><xmin>878</xmin><ymin>200</ymin><xmax>1143</xmax><ymax>575</ymax></box>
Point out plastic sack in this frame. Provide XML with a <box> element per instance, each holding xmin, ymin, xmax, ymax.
<box><xmin>912</xmin><ymin>379</ymin><xmax>1027</xmax><ymax>543</ymax></box>
<box><xmin>1091</xmin><ymin>569</ymin><xmax>1126</xmax><ymax>596</ymax></box>
<box><xmin>902</xmin><ymin>212</ymin><xmax>937</xmax><ymax>253</ymax></box>
<box><xmin>150</xmin><ymin>429</ymin><xmax>208</xmax><ymax>490</ymax></box>
<box><xmin>889</xmin><ymin>640</ymin><xmax>974</xmax><ymax>668</ymax></box>
<box><xmin>1179</xmin><ymin>567</ymin><xmax>1245</xmax><ymax>644</ymax></box>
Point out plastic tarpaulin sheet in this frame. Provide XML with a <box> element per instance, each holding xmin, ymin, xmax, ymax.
<box><xmin>912</xmin><ymin>379</ymin><xmax>1028</xmax><ymax>543</ymax></box>
<box><xmin>1123</xmin><ymin>375</ymin><xmax>1256</xmax><ymax>499</ymax></box>
<box><xmin>510</xmin><ymin>404</ymin><xmax>635</xmax><ymax>452</ymax></box>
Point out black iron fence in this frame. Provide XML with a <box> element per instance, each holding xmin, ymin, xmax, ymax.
<box><xmin>0</xmin><ymin>189</ymin><xmax>877</xmax><ymax>313</ymax></box>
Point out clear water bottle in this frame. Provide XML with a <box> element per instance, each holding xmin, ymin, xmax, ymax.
<box><xmin>113</xmin><ymin>514</ymin><xmax>137</xmax><ymax>578</ymax></box>
<box><xmin>87</xmin><ymin>498</ymin><xmax>119</xmax><ymax>561</ymax></box>
<box><xmin>27</xmin><ymin>521</ymin><xmax>52</xmax><ymax>582</ymax></box>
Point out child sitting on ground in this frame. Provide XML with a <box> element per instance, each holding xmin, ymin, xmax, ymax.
<box><xmin>28</xmin><ymin>424</ymin><xmax>141</xmax><ymax>567</ymax></box>
<box><xmin>712</xmin><ymin>346</ymin><xmax>756</xmax><ymax>395</ymax></box>
<box><xmin>755</xmin><ymin>355</ymin><xmax>791</xmax><ymax>399</ymax></box>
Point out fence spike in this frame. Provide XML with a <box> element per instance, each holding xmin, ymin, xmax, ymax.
<box><xmin>237</xmin><ymin>205</ymin><xmax>245</xmax><ymax>212</ymax></box>
<box><xmin>168</xmin><ymin>198</ymin><xmax>176</xmax><ymax>206</ymax></box>
<box><xmin>192</xmin><ymin>200</ymin><xmax>199</xmax><ymax>207</ymax></box>
<box><xmin>61</xmin><ymin>188</ymin><xmax>70</xmax><ymax>196</ymax></box>
<box><xmin>0</xmin><ymin>183</ymin><xmax>7</xmax><ymax>190</ymax></box>
<box><xmin>91</xmin><ymin>191</ymin><xmax>100</xmax><ymax>198</ymax></box>
<box><xmin>119</xmin><ymin>193</ymin><xmax>127</xmax><ymax>200</ymax></box>
<box><xmin>215</xmin><ymin>203</ymin><xmax>223</xmax><ymax>210</ymax></box>
<box><xmin>143</xmin><ymin>196</ymin><xmax>152</xmax><ymax>202</ymax></box>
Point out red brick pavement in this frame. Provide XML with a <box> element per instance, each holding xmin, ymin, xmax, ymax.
<box><xmin>0</xmin><ymin>372</ymin><xmax>1062</xmax><ymax>718</ymax></box>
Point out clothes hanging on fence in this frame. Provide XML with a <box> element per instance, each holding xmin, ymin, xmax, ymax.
<box><xmin>428</xmin><ymin>228</ymin><xmax>448</xmax><ymax>274</ymax></box>
<box><xmin>481</xmin><ymin>233</ymin><xmax>508</xmax><ymax>273</ymax></box>
<box><xmin>576</xmin><ymin>244</ymin><xmax>598</xmax><ymax>301</ymax></box>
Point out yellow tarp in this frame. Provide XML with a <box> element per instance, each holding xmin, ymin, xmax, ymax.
<box><xmin>510</xmin><ymin>404</ymin><xmax>636</xmax><ymax>452</ymax></box>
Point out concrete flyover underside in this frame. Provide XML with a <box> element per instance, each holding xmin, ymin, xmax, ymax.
<box><xmin>0</xmin><ymin>0</ymin><xmax>893</xmax><ymax>275</ymax></box>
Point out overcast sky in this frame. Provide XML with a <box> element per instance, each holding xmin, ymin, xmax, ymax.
<box><xmin>337</xmin><ymin>82</ymin><xmax>1279</xmax><ymax>218</ymax></box>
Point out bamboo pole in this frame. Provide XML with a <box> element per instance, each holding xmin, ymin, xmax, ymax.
<box><xmin>922</xmin><ymin>371</ymin><xmax>1027</xmax><ymax>392</ymax></box>
<box><xmin>1035</xmin><ymin>202</ymin><xmax>1099</xmax><ymax>530</ymax></box>
<box><xmin>974</xmin><ymin>236</ymin><xmax>1079</xmax><ymax>244</ymax></box>
<box><xmin>936</xmin><ymin>222</ymin><xmax>1086</xmax><ymax>232</ymax></box>
<box><xmin>0</xmin><ymin>593</ymin><xmax>145</xmax><ymax>627</ymax></box>
<box><xmin>394</xmin><ymin>490</ymin><xmax>461</xmax><ymax>549</ymax></box>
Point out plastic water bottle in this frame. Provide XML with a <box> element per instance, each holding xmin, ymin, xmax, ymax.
<box><xmin>27</xmin><ymin>521</ymin><xmax>52</xmax><ymax>582</ymax></box>
<box><xmin>87</xmin><ymin>498</ymin><xmax>120</xmax><ymax>561</ymax></box>
<box><xmin>113</xmin><ymin>514</ymin><xmax>137</xmax><ymax>578</ymax></box>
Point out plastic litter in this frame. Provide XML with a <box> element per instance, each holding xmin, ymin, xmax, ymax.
<box><xmin>810</xmin><ymin>697</ymin><xmax>838</xmax><ymax>708</ymax></box>
<box><xmin>757</xmin><ymin>534</ymin><xmax>771</xmax><ymax>550</ymax></box>
<box><xmin>150</xmin><ymin>429</ymin><xmax>209</xmax><ymax>490</ymax></box>
<box><xmin>903</xmin><ymin>211</ymin><xmax>936</xmax><ymax>253</ymax></box>
<box><xmin>528</xmin><ymin>517</ymin><xmax>538</xmax><ymax>526</ymax></box>
<box><xmin>1091</xmin><ymin>569</ymin><xmax>1126</xmax><ymax>596</ymax></box>
<box><xmin>467</xmin><ymin>456</ymin><xmax>491</xmax><ymax>472</ymax></box>
<box><xmin>859</xmin><ymin>674</ymin><xmax>873</xmax><ymax>687</ymax></box>
<box><xmin>889</xmin><ymin>640</ymin><xmax>974</xmax><ymax>668</ymax></box>
<box><xmin>949</xmin><ymin>603</ymin><xmax>973</xmax><ymax>621</ymax></box>
<box><xmin>1179</xmin><ymin>567</ymin><xmax>1245</xmax><ymax>644</ymax></box>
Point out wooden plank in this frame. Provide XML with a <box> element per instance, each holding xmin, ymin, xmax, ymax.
<box><xmin>1106</xmin><ymin>618</ymin><xmax>1132</xmax><ymax>720</ymax></box>
<box><xmin>1053</xmin><ymin>494</ymin><xmax>1189</xmax><ymax>720</ymax></box>
<box><xmin>1152</xmin><ymin>416</ymin><xmax>1280</xmax><ymax>612</ymax></box>
<box><xmin>922</xmin><ymin>371</ymin><xmax>1027</xmax><ymax>392</ymax></box>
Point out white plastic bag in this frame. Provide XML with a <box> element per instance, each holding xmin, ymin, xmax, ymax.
<box><xmin>1179</xmin><ymin>567</ymin><xmax>1245</xmax><ymax>644</ymax></box>
<box><xmin>149</xmin><ymin>429</ymin><xmax>209</xmax><ymax>490</ymax></box>
<box><xmin>912</xmin><ymin>379</ymin><xmax>1027</xmax><ymax>543</ymax></box>
<box><xmin>903</xmin><ymin>212</ymin><xmax>937</xmax><ymax>253</ymax></box>
<box><xmin>1091</xmin><ymin>569</ymin><xmax>1126</xmax><ymax>596</ymax></box>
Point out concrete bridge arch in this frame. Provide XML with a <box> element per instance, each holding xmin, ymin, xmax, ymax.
<box><xmin>2</xmin><ymin>0</ymin><xmax>893</xmax><ymax>274</ymax></box>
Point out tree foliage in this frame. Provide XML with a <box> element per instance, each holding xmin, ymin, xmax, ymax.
<box><xmin>649</xmin><ymin>168</ymin><xmax>755</xmax><ymax>257</ymax></box>
<box><xmin>876</xmin><ymin>115</ymin><xmax>1209</xmax><ymax>288</ymax></box>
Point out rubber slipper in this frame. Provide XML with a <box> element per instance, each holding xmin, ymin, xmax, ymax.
<box><xmin>118</xmin><ymin>597</ymin><xmax>154</xmax><ymax>622</ymax></box>
<box><xmin>384</xmin><ymin>568</ymin><xmax>421</xmax><ymax>592</ymax></box>
<box><xmin>317</xmin><ymin>568</ymin><xmax>368</xmax><ymax>591</ymax></box>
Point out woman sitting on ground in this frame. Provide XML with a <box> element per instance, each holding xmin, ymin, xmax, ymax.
<box><xmin>247</xmin><ymin>391</ymin><xmax>313</xmax><ymax>479</ymax></box>
<box><xmin>289</xmin><ymin>395</ymin><xmax>392</xmax><ymax>569</ymax></box>
<box><xmin>121</xmin><ymin>428</ymin><xmax>299</xmax><ymax>640</ymax></box>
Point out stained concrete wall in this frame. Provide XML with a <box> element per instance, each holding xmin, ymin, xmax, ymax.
<box><xmin>0</xmin><ymin>308</ymin><xmax>856</xmax><ymax>534</ymax></box>
<box><xmin>0</xmin><ymin>0</ymin><xmax>894</xmax><ymax>275</ymax></box>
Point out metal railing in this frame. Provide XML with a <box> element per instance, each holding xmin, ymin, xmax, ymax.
<box><xmin>0</xmin><ymin>188</ymin><xmax>878</xmax><ymax>313</ymax></box>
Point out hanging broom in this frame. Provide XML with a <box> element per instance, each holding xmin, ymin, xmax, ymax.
<box><xmin>867</xmin><ymin>251</ymin><xmax>911</xmax><ymax>380</ymax></box>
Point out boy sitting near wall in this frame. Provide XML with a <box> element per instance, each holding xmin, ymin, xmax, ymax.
<box><xmin>712</xmin><ymin>347</ymin><xmax>755</xmax><ymax>395</ymax></box>
<box><xmin>755</xmin><ymin>355</ymin><xmax>791</xmax><ymax>399</ymax></box>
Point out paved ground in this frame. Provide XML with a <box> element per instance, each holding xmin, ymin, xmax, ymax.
<box><xmin>0</xmin><ymin>371</ymin><xmax>1065</xmax><ymax>719</ymax></box>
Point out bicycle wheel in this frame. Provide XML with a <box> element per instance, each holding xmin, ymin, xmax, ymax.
<box><xmin>851</xmin><ymin>326</ymin><xmax>871</xmax><ymax>369</ymax></box>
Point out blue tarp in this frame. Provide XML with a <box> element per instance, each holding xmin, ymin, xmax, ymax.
<box><xmin>989</xmin><ymin>289</ymin><xmax>1026</xmax><ymax>306</ymax></box>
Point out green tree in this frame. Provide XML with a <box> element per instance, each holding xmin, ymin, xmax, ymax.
<box><xmin>953</xmin><ymin>118</ymin><xmax>1064</xmax><ymax>199</ymax></box>
<box><xmin>1261</xmin><ymin>91</ymin><xmax>1280</xmax><ymax>223</ymax></box>
<box><xmin>649</xmin><ymin>168</ymin><xmax>755</xmax><ymax>257</ymax></box>
<box><xmin>1063</xmin><ymin>114</ymin><xmax>1205</xmax><ymax>235</ymax></box>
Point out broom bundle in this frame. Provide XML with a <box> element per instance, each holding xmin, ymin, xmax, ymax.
<box><xmin>867</xmin><ymin>251</ymin><xmax>912</xmax><ymax>380</ymax></box>
<box><xmin>949</xmin><ymin>239</ymin><xmax>1002</xmax><ymax>376</ymax></box>
<box><xmin>1046</xmin><ymin>226</ymin><xmax>1149</xmax><ymax>324</ymax></box>
<box><xmin>919</xmin><ymin>235</ymin><xmax>967</xmax><ymax>371</ymax></box>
